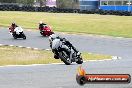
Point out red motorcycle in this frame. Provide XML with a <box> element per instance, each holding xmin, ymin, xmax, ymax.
<box><xmin>39</xmin><ymin>26</ymin><xmax>54</xmax><ymax>36</ymax></box>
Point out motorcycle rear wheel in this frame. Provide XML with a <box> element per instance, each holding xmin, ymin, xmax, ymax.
<box><xmin>76</xmin><ymin>57</ymin><xmax>83</xmax><ymax>64</ymax></box>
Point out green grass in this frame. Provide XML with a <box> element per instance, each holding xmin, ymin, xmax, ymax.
<box><xmin>0</xmin><ymin>46</ymin><xmax>111</xmax><ymax>66</ymax></box>
<box><xmin>0</xmin><ymin>11</ymin><xmax>132</xmax><ymax>37</ymax></box>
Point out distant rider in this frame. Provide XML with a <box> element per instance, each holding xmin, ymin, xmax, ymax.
<box><xmin>9</xmin><ymin>22</ymin><xmax>18</xmax><ymax>34</ymax></box>
<box><xmin>49</xmin><ymin>34</ymin><xmax>80</xmax><ymax>59</ymax></box>
<box><xmin>39</xmin><ymin>21</ymin><xmax>47</xmax><ymax>31</ymax></box>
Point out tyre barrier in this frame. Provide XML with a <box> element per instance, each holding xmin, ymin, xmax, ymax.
<box><xmin>79</xmin><ymin>9</ymin><xmax>132</xmax><ymax>16</ymax></box>
<box><xmin>0</xmin><ymin>4</ymin><xmax>132</xmax><ymax>16</ymax></box>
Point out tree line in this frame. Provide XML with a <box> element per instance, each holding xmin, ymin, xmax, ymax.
<box><xmin>0</xmin><ymin>0</ymin><xmax>79</xmax><ymax>9</ymax></box>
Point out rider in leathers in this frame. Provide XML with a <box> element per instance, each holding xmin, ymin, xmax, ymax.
<box><xmin>39</xmin><ymin>21</ymin><xmax>47</xmax><ymax>31</ymax></box>
<box><xmin>49</xmin><ymin>34</ymin><xmax>80</xmax><ymax>59</ymax></box>
<box><xmin>9</xmin><ymin>22</ymin><xmax>18</xmax><ymax>34</ymax></box>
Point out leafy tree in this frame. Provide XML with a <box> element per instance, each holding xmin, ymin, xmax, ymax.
<box><xmin>36</xmin><ymin>0</ymin><xmax>47</xmax><ymax>7</ymax></box>
<box><xmin>16</xmin><ymin>0</ymin><xmax>34</xmax><ymax>6</ymax></box>
<box><xmin>56</xmin><ymin>0</ymin><xmax>79</xmax><ymax>9</ymax></box>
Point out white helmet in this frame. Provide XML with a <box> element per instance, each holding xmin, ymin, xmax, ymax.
<box><xmin>39</xmin><ymin>21</ymin><xmax>43</xmax><ymax>24</ymax></box>
<box><xmin>49</xmin><ymin>34</ymin><xmax>58</xmax><ymax>41</ymax></box>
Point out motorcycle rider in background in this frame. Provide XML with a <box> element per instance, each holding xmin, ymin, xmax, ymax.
<box><xmin>9</xmin><ymin>22</ymin><xmax>18</xmax><ymax>35</ymax></box>
<box><xmin>39</xmin><ymin>21</ymin><xmax>47</xmax><ymax>31</ymax></box>
<box><xmin>49</xmin><ymin>34</ymin><xmax>80</xmax><ymax>59</ymax></box>
<box><xmin>38</xmin><ymin>21</ymin><xmax>54</xmax><ymax>36</ymax></box>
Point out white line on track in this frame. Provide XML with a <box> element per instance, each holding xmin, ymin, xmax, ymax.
<box><xmin>9</xmin><ymin>45</ymin><xmax>14</xmax><ymax>46</ymax></box>
<box><xmin>26</xmin><ymin>47</ymin><xmax>31</xmax><ymax>49</ymax></box>
<box><xmin>0</xmin><ymin>57</ymin><xmax>121</xmax><ymax>68</ymax></box>
<box><xmin>33</xmin><ymin>48</ymin><xmax>39</xmax><ymax>50</ymax></box>
<box><xmin>0</xmin><ymin>44</ymin><xmax>122</xmax><ymax>68</ymax></box>
<box><xmin>0</xmin><ymin>63</ymin><xmax>64</xmax><ymax>68</ymax></box>
<box><xmin>18</xmin><ymin>46</ymin><xmax>24</xmax><ymax>48</ymax></box>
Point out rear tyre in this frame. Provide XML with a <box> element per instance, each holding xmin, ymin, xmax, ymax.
<box><xmin>76</xmin><ymin>57</ymin><xmax>83</xmax><ymax>64</ymax></box>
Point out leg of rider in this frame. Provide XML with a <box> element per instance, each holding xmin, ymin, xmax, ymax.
<box><xmin>61</xmin><ymin>44</ymin><xmax>73</xmax><ymax>60</ymax></box>
<box><xmin>13</xmin><ymin>31</ymin><xmax>16</xmax><ymax>35</ymax></box>
<box><xmin>52</xmin><ymin>49</ymin><xmax>59</xmax><ymax>59</ymax></box>
<box><xmin>61</xmin><ymin>45</ymin><xmax>71</xmax><ymax>55</ymax></box>
<box><xmin>70</xmin><ymin>45</ymin><xmax>80</xmax><ymax>56</ymax></box>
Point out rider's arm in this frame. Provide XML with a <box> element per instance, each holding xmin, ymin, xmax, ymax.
<box><xmin>60</xmin><ymin>38</ymin><xmax>73</xmax><ymax>47</ymax></box>
<box><xmin>64</xmin><ymin>38</ymin><xmax>79</xmax><ymax>52</ymax></box>
<box><xmin>65</xmin><ymin>40</ymin><xmax>73</xmax><ymax>47</ymax></box>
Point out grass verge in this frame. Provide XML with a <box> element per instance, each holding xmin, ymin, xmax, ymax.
<box><xmin>0</xmin><ymin>46</ymin><xmax>111</xmax><ymax>66</ymax></box>
<box><xmin>0</xmin><ymin>11</ymin><xmax>132</xmax><ymax>38</ymax></box>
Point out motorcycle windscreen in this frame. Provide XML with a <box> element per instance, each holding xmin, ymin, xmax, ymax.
<box><xmin>52</xmin><ymin>39</ymin><xmax>62</xmax><ymax>50</ymax></box>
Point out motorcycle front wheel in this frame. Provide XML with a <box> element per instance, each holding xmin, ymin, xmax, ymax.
<box><xmin>22</xmin><ymin>34</ymin><xmax>26</xmax><ymax>40</ymax></box>
<box><xmin>59</xmin><ymin>51</ymin><xmax>72</xmax><ymax>65</ymax></box>
<box><xmin>13</xmin><ymin>36</ymin><xmax>17</xmax><ymax>39</ymax></box>
<box><xmin>23</xmin><ymin>36</ymin><xmax>26</xmax><ymax>40</ymax></box>
<box><xmin>13</xmin><ymin>35</ymin><xmax>17</xmax><ymax>39</ymax></box>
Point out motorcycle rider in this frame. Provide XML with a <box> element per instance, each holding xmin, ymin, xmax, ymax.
<box><xmin>9</xmin><ymin>22</ymin><xmax>18</xmax><ymax>34</ymax></box>
<box><xmin>49</xmin><ymin>34</ymin><xmax>80</xmax><ymax>59</ymax></box>
<box><xmin>39</xmin><ymin>21</ymin><xmax>54</xmax><ymax>36</ymax></box>
<box><xmin>39</xmin><ymin>21</ymin><xmax>47</xmax><ymax>31</ymax></box>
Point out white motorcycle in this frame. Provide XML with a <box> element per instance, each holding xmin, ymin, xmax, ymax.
<box><xmin>12</xmin><ymin>26</ymin><xmax>26</xmax><ymax>40</ymax></box>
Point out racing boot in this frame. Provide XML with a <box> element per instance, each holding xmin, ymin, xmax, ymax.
<box><xmin>54</xmin><ymin>54</ymin><xmax>59</xmax><ymax>59</ymax></box>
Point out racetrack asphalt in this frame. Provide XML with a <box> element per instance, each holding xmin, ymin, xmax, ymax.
<box><xmin>0</xmin><ymin>28</ymin><xmax>132</xmax><ymax>88</ymax></box>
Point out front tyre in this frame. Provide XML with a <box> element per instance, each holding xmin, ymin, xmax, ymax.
<box><xmin>13</xmin><ymin>32</ymin><xmax>17</xmax><ymax>39</ymax></box>
<box><xmin>23</xmin><ymin>36</ymin><xmax>26</xmax><ymax>40</ymax></box>
<box><xmin>13</xmin><ymin>36</ymin><xmax>17</xmax><ymax>39</ymax></box>
<box><xmin>40</xmin><ymin>31</ymin><xmax>44</xmax><ymax>36</ymax></box>
<box><xmin>59</xmin><ymin>51</ymin><xmax>71</xmax><ymax>65</ymax></box>
<box><xmin>22</xmin><ymin>34</ymin><xmax>26</xmax><ymax>40</ymax></box>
